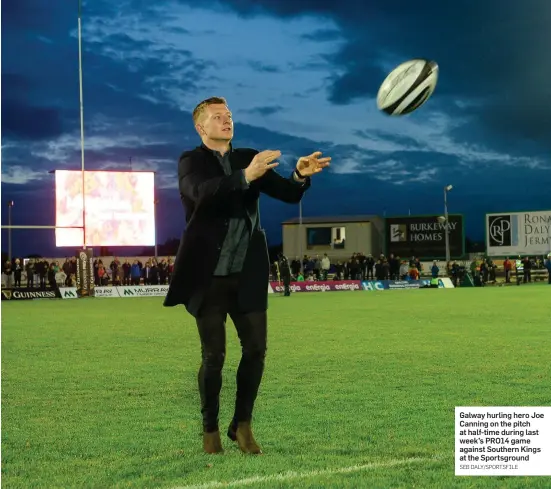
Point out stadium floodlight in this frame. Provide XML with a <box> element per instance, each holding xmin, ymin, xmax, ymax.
<box><xmin>7</xmin><ymin>200</ymin><xmax>14</xmax><ymax>262</ymax></box>
<box><xmin>443</xmin><ymin>185</ymin><xmax>453</xmax><ymax>262</ymax></box>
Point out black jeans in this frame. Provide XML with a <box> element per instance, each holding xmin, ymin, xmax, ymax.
<box><xmin>196</xmin><ymin>274</ymin><xmax>267</xmax><ymax>432</ymax></box>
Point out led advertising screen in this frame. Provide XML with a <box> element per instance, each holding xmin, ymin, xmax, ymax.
<box><xmin>55</xmin><ymin>170</ymin><xmax>155</xmax><ymax>247</ymax></box>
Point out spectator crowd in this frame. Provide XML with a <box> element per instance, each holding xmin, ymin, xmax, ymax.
<box><xmin>273</xmin><ymin>253</ymin><xmax>426</xmax><ymax>282</ymax></box>
<box><xmin>272</xmin><ymin>253</ymin><xmax>551</xmax><ymax>286</ymax></box>
<box><xmin>3</xmin><ymin>252</ymin><xmax>550</xmax><ymax>289</ymax></box>
<box><xmin>2</xmin><ymin>256</ymin><xmax>175</xmax><ymax>289</ymax></box>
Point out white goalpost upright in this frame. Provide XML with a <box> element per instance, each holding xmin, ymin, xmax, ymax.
<box><xmin>78</xmin><ymin>0</ymin><xmax>87</xmax><ymax>250</ymax></box>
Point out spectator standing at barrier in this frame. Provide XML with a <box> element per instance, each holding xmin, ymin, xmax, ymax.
<box><xmin>142</xmin><ymin>261</ymin><xmax>152</xmax><ymax>285</ymax></box>
<box><xmin>110</xmin><ymin>258</ymin><xmax>120</xmax><ymax>284</ymax></box>
<box><xmin>290</xmin><ymin>257</ymin><xmax>301</xmax><ymax>278</ymax></box>
<box><xmin>278</xmin><ymin>253</ymin><xmax>291</xmax><ymax>296</ymax></box>
<box><xmin>98</xmin><ymin>265</ymin><xmax>107</xmax><ymax>285</ymax></box>
<box><xmin>122</xmin><ymin>260</ymin><xmax>131</xmax><ymax>285</ymax></box>
<box><xmin>365</xmin><ymin>254</ymin><xmax>375</xmax><ymax>280</ymax></box>
<box><xmin>334</xmin><ymin>261</ymin><xmax>344</xmax><ymax>280</ymax></box>
<box><xmin>63</xmin><ymin>259</ymin><xmax>72</xmax><ymax>285</ymax></box>
<box><xmin>431</xmin><ymin>261</ymin><xmax>439</xmax><ymax>278</ymax></box>
<box><xmin>479</xmin><ymin>260</ymin><xmax>488</xmax><ymax>284</ymax></box>
<box><xmin>163</xmin><ymin>96</ymin><xmax>329</xmax><ymax>455</ymax></box>
<box><xmin>487</xmin><ymin>258</ymin><xmax>496</xmax><ymax>282</ymax></box>
<box><xmin>544</xmin><ymin>254</ymin><xmax>551</xmax><ymax>284</ymax></box>
<box><xmin>313</xmin><ymin>255</ymin><xmax>321</xmax><ymax>280</ymax></box>
<box><xmin>158</xmin><ymin>259</ymin><xmax>168</xmax><ymax>284</ymax></box>
<box><xmin>399</xmin><ymin>260</ymin><xmax>408</xmax><ymax>279</ymax></box>
<box><xmin>131</xmin><ymin>260</ymin><xmax>141</xmax><ymax>285</ymax></box>
<box><xmin>13</xmin><ymin>259</ymin><xmax>22</xmax><ymax>287</ymax></box>
<box><xmin>450</xmin><ymin>261</ymin><xmax>460</xmax><ymax>287</ymax></box>
<box><xmin>375</xmin><ymin>259</ymin><xmax>384</xmax><ymax>280</ymax></box>
<box><xmin>56</xmin><ymin>268</ymin><xmax>67</xmax><ymax>287</ymax></box>
<box><xmin>167</xmin><ymin>258</ymin><xmax>174</xmax><ymax>283</ymax></box>
<box><xmin>2</xmin><ymin>260</ymin><xmax>13</xmax><ymax>288</ymax></box>
<box><xmin>93</xmin><ymin>259</ymin><xmax>101</xmax><ymax>286</ymax></box>
<box><xmin>321</xmin><ymin>254</ymin><xmax>330</xmax><ymax>280</ymax></box>
<box><xmin>48</xmin><ymin>264</ymin><xmax>56</xmax><ymax>288</ymax></box>
<box><xmin>150</xmin><ymin>261</ymin><xmax>159</xmax><ymax>285</ymax></box>
<box><xmin>25</xmin><ymin>259</ymin><xmax>34</xmax><ymax>288</ymax></box>
<box><xmin>503</xmin><ymin>257</ymin><xmax>512</xmax><ymax>283</ymax></box>
<box><xmin>522</xmin><ymin>256</ymin><xmax>532</xmax><ymax>283</ymax></box>
<box><xmin>382</xmin><ymin>259</ymin><xmax>390</xmax><ymax>279</ymax></box>
<box><xmin>37</xmin><ymin>260</ymin><xmax>47</xmax><ymax>288</ymax></box>
<box><xmin>389</xmin><ymin>254</ymin><xmax>399</xmax><ymax>280</ymax></box>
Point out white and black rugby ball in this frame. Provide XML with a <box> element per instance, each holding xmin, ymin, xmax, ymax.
<box><xmin>377</xmin><ymin>59</ymin><xmax>438</xmax><ymax>116</ymax></box>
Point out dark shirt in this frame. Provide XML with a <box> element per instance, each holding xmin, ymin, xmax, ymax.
<box><xmin>211</xmin><ymin>147</ymin><xmax>256</xmax><ymax>276</ymax></box>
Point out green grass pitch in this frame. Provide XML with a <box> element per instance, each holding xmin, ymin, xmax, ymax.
<box><xmin>2</xmin><ymin>285</ymin><xmax>550</xmax><ymax>488</ymax></box>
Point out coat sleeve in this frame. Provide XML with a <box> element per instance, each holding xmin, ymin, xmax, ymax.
<box><xmin>178</xmin><ymin>152</ymin><xmax>249</xmax><ymax>206</ymax></box>
<box><xmin>256</xmin><ymin>169</ymin><xmax>311</xmax><ymax>204</ymax></box>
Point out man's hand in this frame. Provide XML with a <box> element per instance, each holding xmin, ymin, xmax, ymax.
<box><xmin>296</xmin><ymin>151</ymin><xmax>331</xmax><ymax>177</ymax></box>
<box><xmin>244</xmin><ymin>150</ymin><xmax>281</xmax><ymax>183</ymax></box>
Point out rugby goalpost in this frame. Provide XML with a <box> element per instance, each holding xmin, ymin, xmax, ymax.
<box><xmin>2</xmin><ymin>1</ymin><xmax>92</xmax><ymax>295</ymax></box>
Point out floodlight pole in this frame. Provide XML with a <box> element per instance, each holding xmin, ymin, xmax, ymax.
<box><xmin>154</xmin><ymin>198</ymin><xmax>159</xmax><ymax>259</ymax></box>
<box><xmin>78</xmin><ymin>0</ymin><xmax>86</xmax><ymax>249</ymax></box>
<box><xmin>444</xmin><ymin>185</ymin><xmax>452</xmax><ymax>263</ymax></box>
<box><xmin>7</xmin><ymin>201</ymin><xmax>14</xmax><ymax>262</ymax></box>
<box><xmin>299</xmin><ymin>200</ymin><xmax>303</xmax><ymax>273</ymax></box>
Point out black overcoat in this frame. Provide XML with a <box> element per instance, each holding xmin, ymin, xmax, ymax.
<box><xmin>163</xmin><ymin>144</ymin><xmax>310</xmax><ymax>317</ymax></box>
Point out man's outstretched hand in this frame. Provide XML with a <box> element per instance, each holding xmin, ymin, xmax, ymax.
<box><xmin>244</xmin><ymin>150</ymin><xmax>281</xmax><ymax>182</ymax></box>
<box><xmin>296</xmin><ymin>151</ymin><xmax>331</xmax><ymax>177</ymax></box>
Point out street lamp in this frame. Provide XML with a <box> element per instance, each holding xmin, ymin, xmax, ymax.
<box><xmin>7</xmin><ymin>200</ymin><xmax>14</xmax><ymax>262</ymax></box>
<box><xmin>444</xmin><ymin>184</ymin><xmax>453</xmax><ymax>263</ymax></box>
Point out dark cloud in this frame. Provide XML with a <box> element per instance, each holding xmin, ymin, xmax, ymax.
<box><xmin>246</xmin><ymin>105</ymin><xmax>284</xmax><ymax>116</ymax></box>
<box><xmin>1</xmin><ymin>0</ymin><xmax>73</xmax><ymax>29</ymax></box>
<box><xmin>190</xmin><ymin>0</ymin><xmax>551</xmax><ymax>150</ymax></box>
<box><xmin>301</xmin><ymin>29</ymin><xmax>342</xmax><ymax>42</ymax></box>
<box><xmin>1</xmin><ymin>100</ymin><xmax>66</xmax><ymax>140</ymax></box>
<box><xmin>248</xmin><ymin>61</ymin><xmax>281</xmax><ymax>73</ymax></box>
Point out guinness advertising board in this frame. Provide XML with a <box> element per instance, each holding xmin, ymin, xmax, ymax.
<box><xmin>385</xmin><ymin>214</ymin><xmax>464</xmax><ymax>258</ymax></box>
<box><xmin>1</xmin><ymin>287</ymin><xmax>61</xmax><ymax>301</ymax></box>
<box><xmin>486</xmin><ymin>210</ymin><xmax>551</xmax><ymax>257</ymax></box>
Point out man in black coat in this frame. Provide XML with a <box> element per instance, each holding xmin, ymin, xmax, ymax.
<box><xmin>277</xmin><ymin>252</ymin><xmax>292</xmax><ymax>296</ymax></box>
<box><xmin>163</xmin><ymin>97</ymin><xmax>330</xmax><ymax>455</ymax></box>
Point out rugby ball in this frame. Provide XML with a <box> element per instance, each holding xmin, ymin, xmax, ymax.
<box><xmin>377</xmin><ymin>59</ymin><xmax>438</xmax><ymax>116</ymax></box>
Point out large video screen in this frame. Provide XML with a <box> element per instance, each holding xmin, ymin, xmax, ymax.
<box><xmin>55</xmin><ymin>170</ymin><xmax>155</xmax><ymax>247</ymax></box>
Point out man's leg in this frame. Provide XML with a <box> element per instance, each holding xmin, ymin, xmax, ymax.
<box><xmin>195</xmin><ymin>277</ymin><xmax>231</xmax><ymax>454</ymax></box>
<box><xmin>196</xmin><ymin>314</ymin><xmax>227</xmax><ymax>433</ymax></box>
<box><xmin>227</xmin><ymin>310</ymin><xmax>267</xmax><ymax>454</ymax></box>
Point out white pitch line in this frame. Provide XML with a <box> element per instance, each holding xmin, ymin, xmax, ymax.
<box><xmin>171</xmin><ymin>456</ymin><xmax>442</xmax><ymax>489</ymax></box>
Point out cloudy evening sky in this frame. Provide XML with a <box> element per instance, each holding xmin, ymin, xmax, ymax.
<box><xmin>2</xmin><ymin>0</ymin><xmax>551</xmax><ymax>257</ymax></box>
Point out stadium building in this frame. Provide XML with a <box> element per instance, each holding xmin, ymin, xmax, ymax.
<box><xmin>281</xmin><ymin>215</ymin><xmax>385</xmax><ymax>260</ymax></box>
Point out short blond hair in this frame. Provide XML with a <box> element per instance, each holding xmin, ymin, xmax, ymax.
<box><xmin>192</xmin><ymin>96</ymin><xmax>227</xmax><ymax>125</ymax></box>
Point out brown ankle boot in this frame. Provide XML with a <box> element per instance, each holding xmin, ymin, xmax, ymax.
<box><xmin>235</xmin><ymin>421</ymin><xmax>263</xmax><ymax>454</ymax></box>
<box><xmin>203</xmin><ymin>430</ymin><xmax>224</xmax><ymax>454</ymax></box>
